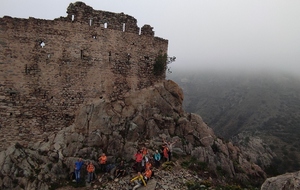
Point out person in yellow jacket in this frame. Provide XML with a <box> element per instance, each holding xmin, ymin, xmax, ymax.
<box><xmin>86</xmin><ymin>161</ymin><xmax>95</xmax><ymax>183</ymax></box>
<box><xmin>130</xmin><ymin>172</ymin><xmax>146</xmax><ymax>190</ymax></box>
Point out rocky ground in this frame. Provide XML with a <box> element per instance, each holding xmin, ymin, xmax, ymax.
<box><xmin>56</xmin><ymin>160</ymin><xmax>224</xmax><ymax>190</ymax></box>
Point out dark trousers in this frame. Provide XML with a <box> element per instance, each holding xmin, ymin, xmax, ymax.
<box><xmin>87</xmin><ymin>172</ymin><xmax>93</xmax><ymax>182</ymax></box>
<box><xmin>155</xmin><ymin>160</ymin><xmax>160</xmax><ymax>167</ymax></box>
<box><xmin>100</xmin><ymin>164</ymin><xmax>106</xmax><ymax>172</ymax></box>
<box><xmin>133</xmin><ymin>162</ymin><xmax>142</xmax><ymax>172</ymax></box>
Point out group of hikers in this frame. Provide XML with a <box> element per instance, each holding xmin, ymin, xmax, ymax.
<box><xmin>73</xmin><ymin>138</ymin><xmax>178</xmax><ymax>189</ymax></box>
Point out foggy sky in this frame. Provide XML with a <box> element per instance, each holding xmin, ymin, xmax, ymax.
<box><xmin>1</xmin><ymin>0</ymin><xmax>300</xmax><ymax>74</ymax></box>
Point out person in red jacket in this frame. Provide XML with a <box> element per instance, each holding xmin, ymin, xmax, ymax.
<box><xmin>163</xmin><ymin>145</ymin><xmax>169</xmax><ymax>162</ymax></box>
<box><xmin>134</xmin><ymin>150</ymin><xmax>143</xmax><ymax>172</ymax></box>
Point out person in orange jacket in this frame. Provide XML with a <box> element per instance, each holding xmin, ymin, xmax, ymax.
<box><xmin>145</xmin><ymin>160</ymin><xmax>152</xmax><ymax>170</ymax></box>
<box><xmin>98</xmin><ymin>153</ymin><xmax>107</xmax><ymax>172</ymax></box>
<box><xmin>142</xmin><ymin>147</ymin><xmax>148</xmax><ymax>157</ymax></box>
<box><xmin>86</xmin><ymin>161</ymin><xmax>95</xmax><ymax>183</ymax></box>
<box><xmin>143</xmin><ymin>168</ymin><xmax>152</xmax><ymax>182</ymax></box>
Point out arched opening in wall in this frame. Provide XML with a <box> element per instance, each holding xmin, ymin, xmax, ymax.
<box><xmin>89</xmin><ymin>19</ymin><xmax>93</xmax><ymax>26</ymax></box>
<box><xmin>71</xmin><ymin>15</ymin><xmax>75</xmax><ymax>21</ymax></box>
<box><xmin>122</xmin><ymin>23</ymin><xmax>126</xmax><ymax>32</ymax></box>
<box><xmin>40</xmin><ymin>41</ymin><xmax>45</xmax><ymax>48</ymax></box>
<box><xmin>104</xmin><ymin>23</ymin><xmax>107</xmax><ymax>28</ymax></box>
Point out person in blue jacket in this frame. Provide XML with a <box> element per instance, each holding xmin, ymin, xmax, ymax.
<box><xmin>154</xmin><ymin>150</ymin><xmax>161</xmax><ymax>168</ymax></box>
<box><xmin>74</xmin><ymin>158</ymin><xmax>84</xmax><ymax>183</ymax></box>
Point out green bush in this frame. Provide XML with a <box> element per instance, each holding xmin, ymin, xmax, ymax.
<box><xmin>153</xmin><ymin>53</ymin><xmax>167</xmax><ymax>76</ymax></box>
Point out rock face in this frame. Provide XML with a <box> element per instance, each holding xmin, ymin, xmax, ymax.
<box><xmin>0</xmin><ymin>80</ymin><xmax>266</xmax><ymax>189</ymax></box>
<box><xmin>261</xmin><ymin>171</ymin><xmax>300</xmax><ymax>190</ymax></box>
<box><xmin>232</xmin><ymin>132</ymin><xmax>276</xmax><ymax>169</ymax></box>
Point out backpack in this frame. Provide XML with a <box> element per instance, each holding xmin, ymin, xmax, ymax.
<box><xmin>70</xmin><ymin>172</ymin><xmax>75</xmax><ymax>180</ymax></box>
<box><xmin>106</xmin><ymin>164</ymin><xmax>115</xmax><ymax>172</ymax></box>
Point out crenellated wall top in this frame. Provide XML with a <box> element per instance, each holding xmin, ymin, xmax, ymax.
<box><xmin>66</xmin><ymin>1</ymin><xmax>154</xmax><ymax>35</ymax></box>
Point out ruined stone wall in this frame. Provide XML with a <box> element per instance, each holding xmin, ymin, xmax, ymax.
<box><xmin>0</xmin><ymin>2</ymin><xmax>168</xmax><ymax>150</ymax></box>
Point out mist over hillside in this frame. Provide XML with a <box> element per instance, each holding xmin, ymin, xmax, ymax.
<box><xmin>167</xmin><ymin>68</ymin><xmax>300</xmax><ymax>174</ymax></box>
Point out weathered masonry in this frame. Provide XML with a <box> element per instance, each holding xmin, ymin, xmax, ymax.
<box><xmin>0</xmin><ymin>2</ymin><xmax>168</xmax><ymax>150</ymax></box>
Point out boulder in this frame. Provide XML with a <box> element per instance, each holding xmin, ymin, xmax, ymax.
<box><xmin>261</xmin><ymin>171</ymin><xmax>300</xmax><ymax>190</ymax></box>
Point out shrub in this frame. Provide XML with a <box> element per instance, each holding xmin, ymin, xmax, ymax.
<box><xmin>153</xmin><ymin>53</ymin><xmax>167</xmax><ymax>76</ymax></box>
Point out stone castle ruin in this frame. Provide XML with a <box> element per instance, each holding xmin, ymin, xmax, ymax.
<box><xmin>0</xmin><ymin>2</ymin><xmax>168</xmax><ymax>151</ymax></box>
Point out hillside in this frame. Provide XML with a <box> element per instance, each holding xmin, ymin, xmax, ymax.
<box><xmin>168</xmin><ymin>69</ymin><xmax>300</xmax><ymax>174</ymax></box>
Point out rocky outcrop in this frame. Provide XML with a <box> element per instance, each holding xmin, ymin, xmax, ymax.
<box><xmin>261</xmin><ymin>171</ymin><xmax>300</xmax><ymax>190</ymax></box>
<box><xmin>0</xmin><ymin>80</ymin><xmax>266</xmax><ymax>189</ymax></box>
<box><xmin>232</xmin><ymin>132</ymin><xmax>276</xmax><ymax>169</ymax></box>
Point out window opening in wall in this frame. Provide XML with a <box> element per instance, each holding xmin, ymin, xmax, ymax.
<box><xmin>104</xmin><ymin>23</ymin><xmax>107</xmax><ymax>28</ymax></box>
<box><xmin>122</xmin><ymin>23</ymin><xmax>126</xmax><ymax>32</ymax></box>
<box><xmin>92</xmin><ymin>35</ymin><xmax>97</xmax><ymax>39</ymax></box>
<box><xmin>89</xmin><ymin>19</ymin><xmax>92</xmax><ymax>26</ymax></box>
<box><xmin>40</xmin><ymin>41</ymin><xmax>45</xmax><ymax>48</ymax></box>
<box><xmin>25</xmin><ymin>64</ymin><xmax>28</xmax><ymax>74</ymax></box>
<box><xmin>72</xmin><ymin>15</ymin><xmax>75</xmax><ymax>21</ymax></box>
<box><xmin>139</xmin><ymin>28</ymin><xmax>141</xmax><ymax>35</ymax></box>
<box><xmin>127</xmin><ymin>53</ymin><xmax>131</xmax><ymax>63</ymax></box>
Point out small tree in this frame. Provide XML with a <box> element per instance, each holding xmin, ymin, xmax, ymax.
<box><xmin>153</xmin><ymin>52</ymin><xmax>176</xmax><ymax>76</ymax></box>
